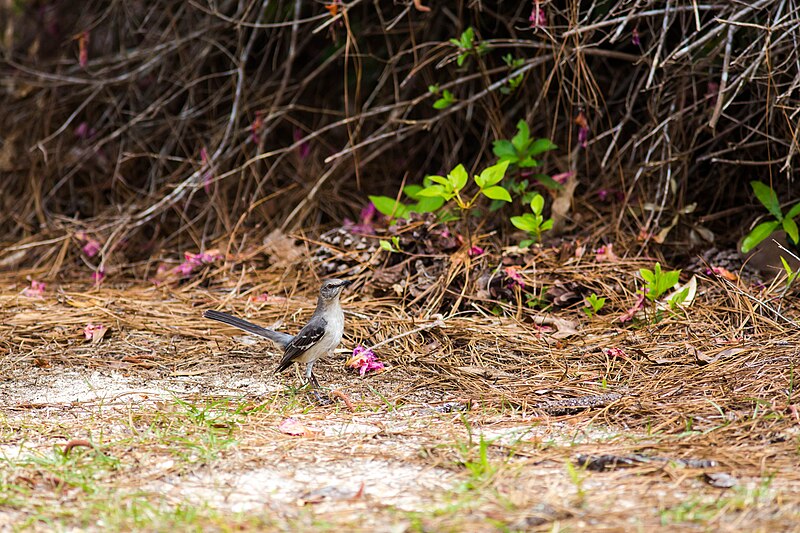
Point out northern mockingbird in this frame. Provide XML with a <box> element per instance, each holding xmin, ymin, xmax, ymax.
<box><xmin>203</xmin><ymin>279</ymin><xmax>352</xmax><ymax>388</ymax></box>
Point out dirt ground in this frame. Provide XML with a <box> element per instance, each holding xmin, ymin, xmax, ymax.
<box><xmin>2</xmin><ymin>275</ymin><xmax>800</xmax><ymax>532</ymax></box>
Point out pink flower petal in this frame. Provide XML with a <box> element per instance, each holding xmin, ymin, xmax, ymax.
<box><xmin>278</xmin><ymin>417</ymin><xmax>313</xmax><ymax>436</ymax></box>
<box><xmin>22</xmin><ymin>280</ymin><xmax>46</xmax><ymax>298</ymax></box>
<box><xmin>84</xmin><ymin>323</ymin><xmax>108</xmax><ymax>343</ymax></box>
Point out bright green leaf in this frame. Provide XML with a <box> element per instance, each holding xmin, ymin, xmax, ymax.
<box><xmin>403</xmin><ymin>185</ymin><xmax>423</xmax><ymax>200</ymax></box>
<box><xmin>414</xmin><ymin>195</ymin><xmax>445</xmax><ymax>213</ymax></box>
<box><xmin>379</xmin><ymin>240</ymin><xmax>395</xmax><ymax>252</ymax></box>
<box><xmin>510</xmin><ymin>215</ymin><xmax>536</xmax><ymax>232</ymax></box>
<box><xmin>481</xmin><ymin>186</ymin><xmax>512</xmax><ymax>202</ymax></box>
<box><xmin>529</xmin><ymin>138</ymin><xmax>558</xmax><ymax>156</ymax></box>
<box><xmin>428</xmin><ymin>175</ymin><xmax>450</xmax><ymax>186</ymax></box>
<box><xmin>369</xmin><ymin>195</ymin><xmax>405</xmax><ymax>218</ymax></box>
<box><xmin>477</xmin><ymin>160</ymin><xmax>510</xmax><ymax>188</ymax></box>
<box><xmin>517</xmin><ymin>156</ymin><xmax>539</xmax><ymax>168</ymax></box>
<box><xmin>416</xmin><ymin>185</ymin><xmax>448</xmax><ymax>198</ymax></box>
<box><xmin>750</xmin><ymin>181</ymin><xmax>783</xmax><ymax>220</ymax></box>
<box><xmin>433</xmin><ymin>98</ymin><xmax>451</xmax><ymax>110</ymax></box>
<box><xmin>741</xmin><ymin>220</ymin><xmax>781</xmax><ymax>253</ymax></box>
<box><xmin>783</xmin><ymin>217</ymin><xmax>799</xmax><ymax>244</ymax></box>
<box><xmin>448</xmin><ymin>164</ymin><xmax>468</xmax><ymax>191</ymax></box>
<box><xmin>540</xmin><ymin>219</ymin><xmax>553</xmax><ymax>231</ymax></box>
<box><xmin>530</xmin><ymin>194</ymin><xmax>545</xmax><ymax>215</ymax></box>
<box><xmin>519</xmin><ymin>239</ymin><xmax>534</xmax><ymax>248</ymax></box>
<box><xmin>640</xmin><ymin>268</ymin><xmax>654</xmax><ymax>283</ymax></box>
<box><xmin>492</xmin><ymin>140</ymin><xmax>517</xmax><ymax>160</ymax></box>
<box><xmin>780</xmin><ymin>256</ymin><xmax>794</xmax><ymax>277</ymax></box>
<box><xmin>786</xmin><ymin>202</ymin><xmax>800</xmax><ymax>220</ymax></box>
<box><xmin>511</xmin><ymin>120</ymin><xmax>531</xmax><ymax>153</ymax></box>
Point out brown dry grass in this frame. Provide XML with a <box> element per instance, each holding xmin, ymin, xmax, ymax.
<box><xmin>1</xmin><ymin>242</ymin><xmax>799</xmax><ymax>531</ymax></box>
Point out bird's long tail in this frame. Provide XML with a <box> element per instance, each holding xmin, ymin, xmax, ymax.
<box><xmin>203</xmin><ymin>310</ymin><xmax>293</xmax><ymax>349</ymax></box>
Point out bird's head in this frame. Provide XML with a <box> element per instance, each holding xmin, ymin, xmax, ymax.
<box><xmin>319</xmin><ymin>278</ymin><xmax>352</xmax><ymax>302</ymax></box>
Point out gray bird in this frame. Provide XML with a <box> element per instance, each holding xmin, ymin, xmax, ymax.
<box><xmin>203</xmin><ymin>279</ymin><xmax>352</xmax><ymax>388</ymax></box>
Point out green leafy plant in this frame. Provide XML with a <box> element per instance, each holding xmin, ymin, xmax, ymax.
<box><xmin>449</xmin><ymin>27</ymin><xmax>487</xmax><ymax>67</ymax></box>
<box><xmin>493</xmin><ymin>120</ymin><xmax>558</xmax><ymax>176</ymax></box>
<box><xmin>780</xmin><ymin>256</ymin><xmax>800</xmax><ymax>291</ymax></box>
<box><xmin>428</xmin><ymin>84</ymin><xmax>456</xmax><ymax>109</ymax></box>
<box><xmin>500</xmin><ymin>54</ymin><xmax>524</xmax><ymax>94</ymax></box>
<box><xmin>640</xmin><ymin>262</ymin><xmax>681</xmax><ymax>302</ymax></box>
<box><xmin>667</xmin><ymin>286</ymin><xmax>691</xmax><ymax>310</ymax></box>
<box><xmin>741</xmin><ymin>180</ymin><xmax>800</xmax><ymax>253</ymax></box>
<box><xmin>583</xmin><ymin>293</ymin><xmax>606</xmax><ymax>318</ymax></box>
<box><xmin>416</xmin><ymin>160</ymin><xmax>512</xmax><ymax>211</ymax></box>
<box><xmin>510</xmin><ymin>193</ymin><xmax>552</xmax><ymax>247</ymax></box>
<box><xmin>379</xmin><ymin>236</ymin><xmax>401</xmax><ymax>253</ymax></box>
<box><xmin>369</xmin><ymin>183</ymin><xmax>446</xmax><ymax>220</ymax></box>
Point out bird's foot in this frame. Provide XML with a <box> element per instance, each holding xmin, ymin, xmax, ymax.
<box><xmin>310</xmin><ymin>389</ymin><xmax>333</xmax><ymax>405</ymax></box>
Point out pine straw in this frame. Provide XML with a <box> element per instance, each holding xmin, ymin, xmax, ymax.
<box><xmin>3</xmin><ymin>1</ymin><xmax>800</xmax><ymax>272</ymax></box>
<box><xmin>2</xmin><ymin>256</ymin><xmax>800</xmax><ymax>528</ymax></box>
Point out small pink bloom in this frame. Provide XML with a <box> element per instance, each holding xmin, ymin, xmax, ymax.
<box><xmin>22</xmin><ymin>280</ymin><xmax>46</xmax><ymax>298</ymax></box>
<box><xmin>529</xmin><ymin>1</ymin><xmax>546</xmax><ymax>28</ymax></box>
<box><xmin>74</xmin><ymin>122</ymin><xmax>95</xmax><ymax>140</ymax></box>
<box><xmin>603</xmin><ymin>347</ymin><xmax>629</xmax><ymax>359</ymax></box>
<box><xmin>346</xmin><ymin>345</ymin><xmax>385</xmax><ymax>376</ymax></box>
<box><xmin>250</xmin><ymin>111</ymin><xmax>263</xmax><ymax>144</ymax></box>
<box><xmin>595</xmin><ymin>244</ymin><xmax>620</xmax><ymax>263</ymax></box>
<box><xmin>84</xmin><ymin>323</ymin><xmax>108</xmax><ymax>343</ymax></box>
<box><xmin>632</xmin><ymin>27</ymin><xmax>641</xmax><ymax>46</ymax></box>
<box><xmin>78</xmin><ymin>31</ymin><xmax>89</xmax><ymax>68</ymax></box>
<box><xmin>551</xmin><ymin>171</ymin><xmax>575</xmax><ymax>185</ymax></box>
<box><xmin>82</xmin><ymin>240</ymin><xmax>101</xmax><ymax>257</ymax></box>
<box><xmin>293</xmin><ymin>128</ymin><xmax>311</xmax><ymax>159</ymax></box>
<box><xmin>504</xmin><ymin>266</ymin><xmax>525</xmax><ymax>288</ymax></box>
<box><xmin>249</xmin><ymin>292</ymin><xmax>270</xmax><ymax>303</ymax></box>
<box><xmin>279</xmin><ymin>417</ymin><xmax>313</xmax><ymax>436</ymax></box>
<box><xmin>618</xmin><ymin>292</ymin><xmax>646</xmax><ymax>323</ymax></box>
<box><xmin>578</xmin><ymin>127</ymin><xmax>589</xmax><ymax>148</ymax></box>
<box><xmin>575</xmin><ymin>111</ymin><xmax>590</xmax><ymax>148</ymax></box>
<box><xmin>598</xmin><ymin>189</ymin><xmax>624</xmax><ymax>203</ymax></box>
<box><xmin>468</xmin><ymin>245</ymin><xmax>485</xmax><ymax>257</ymax></box>
<box><xmin>91</xmin><ymin>269</ymin><xmax>105</xmax><ymax>285</ymax></box>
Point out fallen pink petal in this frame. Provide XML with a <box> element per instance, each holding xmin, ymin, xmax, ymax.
<box><xmin>82</xmin><ymin>239</ymin><xmax>101</xmax><ymax>257</ymax></box>
<box><xmin>504</xmin><ymin>266</ymin><xmax>525</xmax><ymax>288</ymax></box>
<box><xmin>468</xmin><ymin>245</ymin><xmax>485</xmax><ymax>257</ymax></box>
<box><xmin>293</xmin><ymin>128</ymin><xmax>311</xmax><ymax>159</ymax></box>
<box><xmin>618</xmin><ymin>293</ymin><xmax>647</xmax><ymax>323</ymax></box>
<box><xmin>603</xmin><ymin>347</ymin><xmax>630</xmax><ymax>359</ymax></box>
<box><xmin>595</xmin><ymin>244</ymin><xmax>620</xmax><ymax>263</ymax></box>
<box><xmin>91</xmin><ymin>269</ymin><xmax>105</xmax><ymax>285</ymax></box>
<box><xmin>22</xmin><ymin>280</ymin><xmax>46</xmax><ymax>298</ymax></box>
<box><xmin>346</xmin><ymin>345</ymin><xmax>385</xmax><ymax>376</ymax></box>
<box><xmin>84</xmin><ymin>323</ymin><xmax>108</xmax><ymax>343</ymax></box>
<box><xmin>278</xmin><ymin>417</ymin><xmax>313</xmax><ymax>436</ymax></box>
<box><xmin>551</xmin><ymin>171</ymin><xmax>575</xmax><ymax>185</ymax></box>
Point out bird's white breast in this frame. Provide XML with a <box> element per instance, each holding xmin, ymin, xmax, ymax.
<box><xmin>296</xmin><ymin>304</ymin><xmax>344</xmax><ymax>363</ymax></box>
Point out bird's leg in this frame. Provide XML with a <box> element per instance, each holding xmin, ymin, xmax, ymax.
<box><xmin>305</xmin><ymin>362</ymin><xmax>330</xmax><ymax>405</ymax></box>
<box><xmin>305</xmin><ymin>362</ymin><xmax>319</xmax><ymax>388</ymax></box>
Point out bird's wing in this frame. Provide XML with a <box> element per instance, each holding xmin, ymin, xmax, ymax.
<box><xmin>275</xmin><ymin>316</ymin><xmax>328</xmax><ymax>373</ymax></box>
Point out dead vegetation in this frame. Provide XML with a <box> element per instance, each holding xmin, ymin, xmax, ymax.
<box><xmin>2</xmin><ymin>234</ymin><xmax>800</xmax><ymax>530</ymax></box>
<box><xmin>3</xmin><ymin>1</ymin><xmax>800</xmax><ymax>531</ymax></box>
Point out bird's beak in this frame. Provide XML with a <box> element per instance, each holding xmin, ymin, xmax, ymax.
<box><xmin>341</xmin><ymin>280</ymin><xmax>354</xmax><ymax>287</ymax></box>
